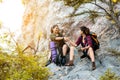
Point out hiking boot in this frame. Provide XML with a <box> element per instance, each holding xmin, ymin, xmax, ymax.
<box><xmin>65</xmin><ymin>60</ymin><xmax>74</xmax><ymax>66</ymax></box>
<box><xmin>87</xmin><ymin>56</ymin><xmax>91</xmax><ymax>60</ymax></box>
<box><xmin>80</xmin><ymin>55</ymin><xmax>86</xmax><ymax>59</ymax></box>
<box><xmin>92</xmin><ymin>62</ymin><xmax>96</xmax><ymax>70</ymax></box>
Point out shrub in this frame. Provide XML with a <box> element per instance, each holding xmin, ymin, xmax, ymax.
<box><xmin>107</xmin><ymin>48</ymin><xmax>120</xmax><ymax>56</ymax></box>
<box><xmin>99</xmin><ymin>69</ymin><xmax>120</xmax><ymax>80</ymax></box>
<box><xmin>0</xmin><ymin>53</ymin><xmax>50</xmax><ymax>80</ymax></box>
<box><xmin>0</xmin><ymin>28</ymin><xmax>50</xmax><ymax>80</ymax></box>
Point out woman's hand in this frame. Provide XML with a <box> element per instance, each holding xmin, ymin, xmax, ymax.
<box><xmin>81</xmin><ymin>46</ymin><xmax>90</xmax><ymax>51</ymax></box>
<box><xmin>81</xmin><ymin>48</ymin><xmax>85</xmax><ymax>51</ymax></box>
<box><xmin>64</xmin><ymin>37</ymin><xmax>70</xmax><ymax>42</ymax></box>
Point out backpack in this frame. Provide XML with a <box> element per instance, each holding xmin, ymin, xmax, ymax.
<box><xmin>90</xmin><ymin>32</ymin><xmax>100</xmax><ymax>51</ymax></box>
<box><xmin>49</xmin><ymin>41</ymin><xmax>65</xmax><ymax>66</ymax></box>
<box><xmin>49</xmin><ymin>41</ymin><xmax>58</xmax><ymax>63</ymax></box>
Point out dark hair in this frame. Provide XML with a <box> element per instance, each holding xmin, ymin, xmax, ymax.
<box><xmin>80</xmin><ymin>26</ymin><xmax>90</xmax><ymax>35</ymax></box>
<box><xmin>51</xmin><ymin>25</ymin><xmax>58</xmax><ymax>33</ymax></box>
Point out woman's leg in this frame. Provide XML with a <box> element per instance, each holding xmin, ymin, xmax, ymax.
<box><xmin>63</xmin><ymin>45</ymin><xmax>75</xmax><ymax>61</ymax></box>
<box><xmin>88</xmin><ymin>47</ymin><xmax>96</xmax><ymax>70</ymax></box>
<box><xmin>88</xmin><ymin>47</ymin><xmax>95</xmax><ymax>62</ymax></box>
<box><xmin>61</xmin><ymin>44</ymin><xmax>68</xmax><ymax>65</ymax></box>
<box><xmin>62</xmin><ymin>44</ymin><xmax>68</xmax><ymax>56</ymax></box>
<box><xmin>69</xmin><ymin>46</ymin><xmax>75</xmax><ymax>61</ymax></box>
<box><xmin>65</xmin><ymin>46</ymin><xmax>75</xmax><ymax>66</ymax></box>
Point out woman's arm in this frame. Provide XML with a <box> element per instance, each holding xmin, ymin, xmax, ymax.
<box><xmin>55</xmin><ymin>37</ymin><xmax>64</xmax><ymax>40</ymax></box>
<box><xmin>81</xmin><ymin>36</ymin><xmax>92</xmax><ymax>51</ymax></box>
<box><xmin>55</xmin><ymin>36</ymin><xmax>70</xmax><ymax>41</ymax></box>
<box><xmin>66</xmin><ymin>36</ymin><xmax>82</xmax><ymax>47</ymax></box>
<box><xmin>50</xmin><ymin>34</ymin><xmax>64</xmax><ymax>41</ymax></box>
<box><xmin>68</xmin><ymin>40</ymin><xmax>77</xmax><ymax>47</ymax></box>
<box><xmin>81</xmin><ymin>45</ymin><xmax>90</xmax><ymax>51</ymax></box>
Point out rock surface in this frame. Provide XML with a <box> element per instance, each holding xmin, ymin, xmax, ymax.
<box><xmin>20</xmin><ymin>0</ymin><xmax>107</xmax><ymax>51</ymax></box>
<box><xmin>48</xmin><ymin>49</ymin><xmax>120</xmax><ymax>80</ymax></box>
<box><xmin>20</xmin><ymin>0</ymin><xmax>120</xmax><ymax>80</ymax></box>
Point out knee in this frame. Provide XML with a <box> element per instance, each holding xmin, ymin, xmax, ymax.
<box><xmin>63</xmin><ymin>44</ymin><xmax>68</xmax><ymax>49</ymax></box>
<box><xmin>88</xmin><ymin>47</ymin><xmax>93</xmax><ymax>51</ymax></box>
<box><xmin>70</xmin><ymin>46</ymin><xmax>75</xmax><ymax>50</ymax></box>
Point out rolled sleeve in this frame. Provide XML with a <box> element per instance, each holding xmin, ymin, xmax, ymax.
<box><xmin>75</xmin><ymin>36</ymin><xmax>82</xmax><ymax>46</ymax></box>
<box><xmin>50</xmin><ymin>34</ymin><xmax>56</xmax><ymax>41</ymax></box>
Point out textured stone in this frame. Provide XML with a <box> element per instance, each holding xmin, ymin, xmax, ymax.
<box><xmin>20</xmin><ymin>0</ymin><xmax>120</xmax><ymax>79</ymax></box>
<box><xmin>48</xmin><ymin>50</ymin><xmax>120</xmax><ymax>80</ymax></box>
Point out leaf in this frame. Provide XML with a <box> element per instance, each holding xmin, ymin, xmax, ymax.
<box><xmin>99</xmin><ymin>69</ymin><xmax>120</xmax><ymax>80</ymax></box>
<box><xmin>55</xmin><ymin>0</ymin><xmax>93</xmax><ymax>8</ymax></box>
<box><xmin>106</xmin><ymin>16</ymin><xmax>111</xmax><ymax>20</ymax></box>
<box><xmin>111</xmin><ymin>20</ymin><xmax>116</xmax><ymax>24</ymax></box>
<box><xmin>112</xmin><ymin>0</ymin><xmax>117</xmax><ymax>3</ymax></box>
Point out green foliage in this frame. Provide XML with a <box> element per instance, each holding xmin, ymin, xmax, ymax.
<box><xmin>0</xmin><ymin>31</ymin><xmax>16</xmax><ymax>54</ymax></box>
<box><xmin>55</xmin><ymin>0</ymin><xmax>120</xmax><ymax>32</ymax></box>
<box><xmin>99</xmin><ymin>69</ymin><xmax>120</xmax><ymax>80</ymax></box>
<box><xmin>107</xmin><ymin>48</ymin><xmax>120</xmax><ymax>56</ymax></box>
<box><xmin>0</xmin><ymin>53</ymin><xmax>50</xmax><ymax>80</ymax></box>
<box><xmin>54</xmin><ymin>0</ymin><xmax>93</xmax><ymax>9</ymax></box>
<box><xmin>69</xmin><ymin>10</ymin><xmax>101</xmax><ymax>23</ymax></box>
<box><xmin>54</xmin><ymin>0</ymin><xmax>101</xmax><ymax>23</ymax></box>
<box><xmin>0</xmin><ymin>28</ymin><xmax>50</xmax><ymax>80</ymax></box>
<box><xmin>88</xmin><ymin>10</ymin><xmax>101</xmax><ymax>23</ymax></box>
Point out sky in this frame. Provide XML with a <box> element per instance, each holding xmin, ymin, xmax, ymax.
<box><xmin>0</xmin><ymin>0</ymin><xmax>25</xmax><ymax>32</ymax></box>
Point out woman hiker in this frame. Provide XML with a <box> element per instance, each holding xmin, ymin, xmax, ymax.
<box><xmin>49</xmin><ymin>24</ymin><xmax>75</xmax><ymax>66</ymax></box>
<box><xmin>66</xmin><ymin>26</ymin><xmax>96</xmax><ymax>70</ymax></box>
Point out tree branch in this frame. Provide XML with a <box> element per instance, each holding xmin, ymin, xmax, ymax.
<box><xmin>68</xmin><ymin>0</ymin><xmax>80</xmax><ymax>7</ymax></box>
<box><xmin>8</xmin><ymin>29</ymin><xmax>18</xmax><ymax>48</ymax></box>
<box><xmin>69</xmin><ymin>9</ymin><xmax>104</xmax><ymax>17</ymax></box>
<box><xmin>91</xmin><ymin>2</ymin><xmax>111</xmax><ymax>16</ymax></box>
<box><xmin>109</xmin><ymin>0</ymin><xmax>114</xmax><ymax>14</ymax></box>
<box><xmin>34</xmin><ymin>35</ymin><xmax>41</xmax><ymax>54</ymax></box>
<box><xmin>99</xmin><ymin>0</ymin><xmax>109</xmax><ymax>6</ymax></box>
<box><xmin>22</xmin><ymin>45</ymin><xmax>36</xmax><ymax>53</ymax></box>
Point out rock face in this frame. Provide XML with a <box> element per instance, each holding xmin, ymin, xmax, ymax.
<box><xmin>47</xmin><ymin>37</ymin><xmax>120</xmax><ymax>80</ymax></box>
<box><xmin>20</xmin><ymin>0</ymin><xmax>120</xmax><ymax>80</ymax></box>
<box><xmin>20</xmin><ymin>0</ymin><xmax>120</xmax><ymax>51</ymax></box>
<box><xmin>20</xmin><ymin>0</ymin><xmax>106</xmax><ymax>51</ymax></box>
<box><xmin>20</xmin><ymin>0</ymin><xmax>75</xmax><ymax>52</ymax></box>
<box><xmin>48</xmin><ymin>50</ymin><xmax>120</xmax><ymax>80</ymax></box>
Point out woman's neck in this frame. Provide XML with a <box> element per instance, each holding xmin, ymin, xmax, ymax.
<box><xmin>82</xmin><ymin>34</ymin><xmax>86</xmax><ymax>38</ymax></box>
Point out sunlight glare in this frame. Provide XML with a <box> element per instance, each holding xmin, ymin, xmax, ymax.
<box><xmin>0</xmin><ymin>0</ymin><xmax>25</xmax><ymax>33</ymax></box>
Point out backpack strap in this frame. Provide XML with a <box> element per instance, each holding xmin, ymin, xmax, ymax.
<box><xmin>91</xmin><ymin>36</ymin><xmax>99</xmax><ymax>45</ymax></box>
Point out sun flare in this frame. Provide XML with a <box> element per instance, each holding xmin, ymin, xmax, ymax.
<box><xmin>0</xmin><ymin>0</ymin><xmax>25</xmax><ymax>32</ymax></box>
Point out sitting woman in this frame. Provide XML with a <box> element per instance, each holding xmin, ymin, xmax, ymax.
<box><xmin>67</xmin><ymin>26</ymin><xmax>96</xmax><ymax>70</ymax></box>
<box><xmin>50</xmin><ymin>25</ymin><xmax>74</xmax><ymax>66</ymax></box>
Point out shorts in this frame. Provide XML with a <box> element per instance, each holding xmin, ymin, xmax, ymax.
<box><xmin>83</xmin><ymin>49</ymin><xmax>88</xmax><ymax>56</ymax></box>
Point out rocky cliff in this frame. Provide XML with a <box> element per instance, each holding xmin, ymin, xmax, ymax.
<box><xmin>20</xmin><ymin>0</ymin><xmax>120</xmax><ymax>80</ymax></box>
